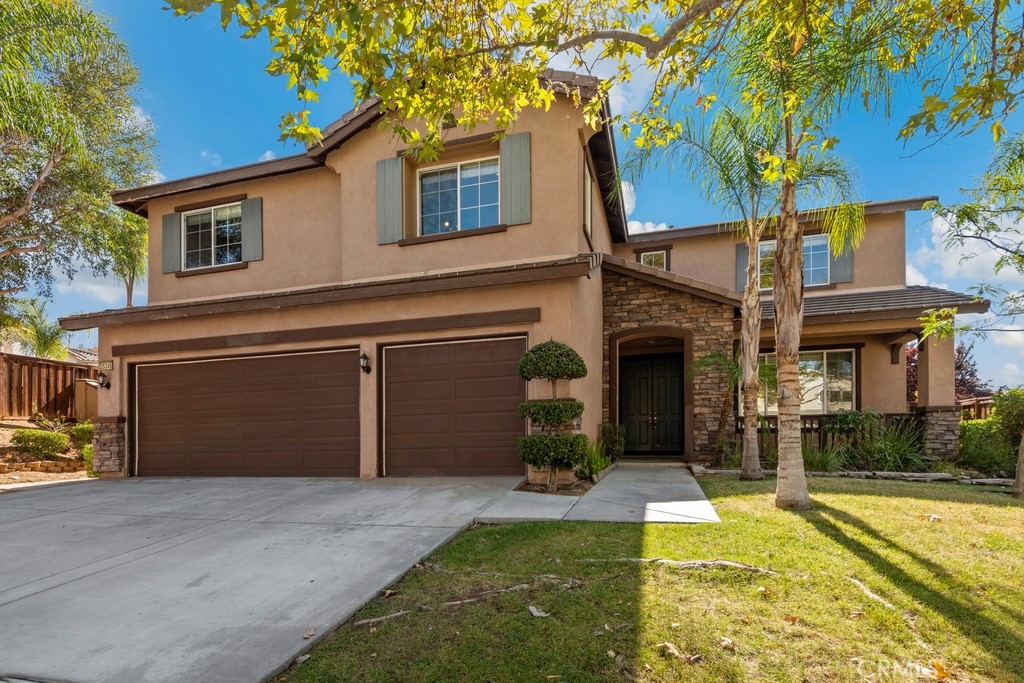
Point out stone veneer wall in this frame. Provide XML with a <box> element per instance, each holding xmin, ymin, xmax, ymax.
<box><xmin>92</xmin><ymin>418</ymin><xmax>127</xmax><ymax>476</ymax></box>
<box><xmin>917</xmin><ymin>408</ymin><xmax>960</xmax><ymax>460</ymax></box>
<box><xmin>602</xmin><ymin>271</ymin><xmax>736</xmax><ymax>461</ymax></box>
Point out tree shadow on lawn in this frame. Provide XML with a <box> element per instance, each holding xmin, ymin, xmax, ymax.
<box><xmin>802</xmin><ymin>503</ymin><xmax>1024</xmax><ymax>674</ymax></box>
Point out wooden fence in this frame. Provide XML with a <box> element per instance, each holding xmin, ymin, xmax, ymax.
<box><xmin>0</xmin><ymin>353</ymin><xmax>97</xmax><ymax>421</ymax></box>
<box><xmin>959</xmin><ymin>397</ymin><xmax>994</xmax><ymax>421</ymax></box>
<box><xmin>735</xmin><ymin>413</ymin><xmax>922</xmax><ymax>453</ymax></box>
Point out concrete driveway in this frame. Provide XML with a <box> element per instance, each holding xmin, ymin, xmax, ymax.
<box><xmin>0</xmin><ymin>476</ymin><xmax>519</xmax><ymax>683</ymax></box>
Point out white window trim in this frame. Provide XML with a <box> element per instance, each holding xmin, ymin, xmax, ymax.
<box><xmin>180</xmin><ymin>200</ymin><xmax>243</xmax><ymax>271</ymax></box>
<box><xmin>757</xmin><ymin>234</ymin><xmax>830</xmax><ymax>290</ymax></box>
<box><xmin>753</xmin><ymin>347</ymin><xmax>857</xmax><ymax>415</ymax></box>
<box><xmin>416</xmin><ymin>156</ymin><xmax>501</xmax><ymax>236</ymax></box>
<box><xmin>639</xmin><ymin>249</ymin><xmax>668</xmax><ymax>270</ymax></box>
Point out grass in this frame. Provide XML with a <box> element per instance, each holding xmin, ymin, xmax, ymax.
<box><xmin>277</xmin><ymin>478</ymin><xmax>1024</xmax><ymax>683</ymax></box>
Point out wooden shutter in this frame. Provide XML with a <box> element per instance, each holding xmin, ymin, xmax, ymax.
<box><xmin>376</xmin><ymin>157</ymin><xmax>404</xmax><ymax>244</ymax></box>
<box><xmin>735</xmin><ymin>243</ymin><xmax>748</xmax><ymax>292</ymax></box>
<box><xmin>240</xmin><ymin>197</ymin><xmax>264</xmax><ymax>262</ymax></box>
<box><xmin>500</xmin><ymin>132</ymin><xmax>531</xmax><ymax>226</ymax></box>
<box><xmin>162</xmin><ymin>213</ymin><xmax>182</xmax><ymax>274</ymax></box>
<box><xmin>830</xmin><ymin>248</ymin><xmax>854</xmax><ymax>283</ymax></box>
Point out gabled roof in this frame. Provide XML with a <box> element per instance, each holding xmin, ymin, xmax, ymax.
<box><xmin>760</xmin><ymin>285</ymin><xmax>989</xmax><ymax>324</ymax></box>
<box><xmin>601</xmin><ymin>255</ymin><xmax>741</xmax><ymax>307</ymax></box>
<box><xmin>627</xmin><ymin>197</ymin><xmax>939</xmax><ymax>244</ymax></box>
<box><xmin>109</xmin><ymin>70</ymin><xmax>627</xmax><ymax>240</ymax></box>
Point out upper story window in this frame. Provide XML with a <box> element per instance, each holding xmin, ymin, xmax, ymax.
<box><xmin>640</xmin><ymin>250</ymin><xmax>667</xmax><ymax>270</ymax></box>
<box><xmin>757</xmin><ymin>234</ymin><xmax>829</xmax><ymax>289</ymax></box>
<box><xmin>182</xmin><ymin>203</ymin><xmax>243</xmax><ymax>270</ymax></box>
<box><xmin>419</xmin><ymin>158</ymin><xmax>499</xmax><ymax>235</ymax></box>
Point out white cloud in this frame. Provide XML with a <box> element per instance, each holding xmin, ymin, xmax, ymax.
<box><xmin>995</xmin><ymin>362</ymin><xmax>1024</xmax><ymax>387</ymax></box>
<box><xmin>57</xmin><ymin>277</ymin><xmax>127</xmax><ymax>307</ymax></box>
<box><xmin>547</xmin><ymin>49</ymin><xmax>656</xmax><ymax>116</ymax></box>
<box><xmin>258</xmin><ymin>150</ymin><xmax>276</xmax><ymax>162</ymax></box>
<box><xmin>621</xmin><ymin>181</ymin><xmax>636</xmax><ymax>217</ymax></box>
<box><xmin>130</xmin><ymin>105</ymin><xmax>154</xmax><ymax>131</ymax></box>
<box><xmin>913</xmin><ymin>213</ymin><xmax>1024</xmax><ymax>287</ymax></box>
<box><xmin>147</xmin><ymin>169</ymin><xmax>166</xmax><ymax>184</ymax></box>
<box><xmin>628</xmin><ymin>220</ymin><xmax>671</xmax><ymax>234</ymax></box>
<box><xmin>906</xmin><ymin>263</ymin><xmax>929</xmax><ymax>286</ymax></box>
<box><xmin>200</xmin><ymin>150</ymin><xmax>223</xmax><ymax>167</ymax></box>
<box><xmin>992</xmin><ymin>329</ymin><xmax>1024</xmax><ymax>350</ymax></box>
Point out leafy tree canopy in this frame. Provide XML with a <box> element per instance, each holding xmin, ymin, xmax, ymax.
<box><xmin>0</xmin><ymin>0</ymin><xmax>155</xmax><ymax>296</ymax></box>
<box><xmin>170</xmin><ymin>0</ymin><xmax>1023</xmax><ymax>157</ymax></box>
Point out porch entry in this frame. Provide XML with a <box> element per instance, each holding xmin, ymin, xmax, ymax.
<box><xmin>620</xmin><ymin>354</ymin><xmax>684</xmax><ymax>454</ymax></box>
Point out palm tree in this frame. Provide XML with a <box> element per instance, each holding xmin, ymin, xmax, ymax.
<box><xmin>631</xmin><ymin>104</ymin><xmax>781</xmax><ymax>480</ymax></box>
<box><xmin>4</xmin><ymin>298</ymin><xmax>68</xmax><ymax>360</ymax></box>
<box><xmin>727</xmin><ymin>13</ymin><xmax>884</xmax><ymax>509</ymax></box>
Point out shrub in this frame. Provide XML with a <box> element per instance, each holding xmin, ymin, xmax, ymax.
<box><xmin>81</xmin><ymin>443</ymin><xmax>95</xmax><ymax>475</ymax></box>
<box><xmin>12</xmin><ymin>429</ymin><xmax>71</xmax><ymax>460</ymax></box>
<box><xmin>517</xmin><ymin>399</ymin><xmax>584</xmax><ymax>427</ymax></box>
<box><xmin>803</xmin><ymin>444</ymin><xmax>844</xmax><ymax>472</ymax></box>
<box><xmin>824</xmin><ymin>411</ymin><xmax>928</xmax><ymax>472</ymax></box>
<box><xmin>960</xmin><ymin>418</ymin><xmax>1016</xmax><ymax>477</ymax></box>
<box><xmin>518</xmin><ymin>340</ymin><xmax>587</xmax><ymax>397</ymax></box>
<box><xmin>69</xmin><ymin>422</ymin><xmax>94</xmax><ymax>446</ymax></box>
<box><xmin>992</xmin><ymin>388</ymin><xmax>1024</xmax><ymax>450</ymax></box>
<box><xmin>599</xmin><ymin>422</ymin><xmax>625</xmax><ymax>461</ymax></box>
<box><xmin>577</xmin><ymin>438</ymin><xmax>611</xmax><ymax>479</ymax></box>
<box><xmin>517</xmin><ymin>434</ymin><xmax>588</xmax><ymax>470</ymax></box>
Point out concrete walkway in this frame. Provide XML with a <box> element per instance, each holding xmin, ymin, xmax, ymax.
<box><xmin>476</xmin><ymin>463</ymin><xmax>720</xmax><ymax>524</ymax></box>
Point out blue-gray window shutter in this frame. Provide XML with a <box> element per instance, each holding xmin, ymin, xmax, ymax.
<box><xmin>830</xmin><ymin>248</ymin><xmax>854</xmax><ymax>283</ymax></box>
<box><xmin>376</xmin><ymin>157</ymin><xmax>404</xmax><ymax>244</ymax></box>
<box><xmin>162</xmin><ymin>213</ymin><xmax>181</xmax><ymax>273</ymax></box>
<box><xmin>735</xmin><ymin>243</ymin><xmax>749</xmax><ymax>291</ymax></box>
<box><xmin>240</xmin><ymin>197</ymin><xmax>263</xmax><ymax>262</ymax></box>
<box><xmin>500</xmin><ymin>132</ymin><xmax>531</xmax><ymax>226</ymax></box>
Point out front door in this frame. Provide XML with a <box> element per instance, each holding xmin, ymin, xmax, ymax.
<box><xmin>620</xmin><ymin>355</ymin><xmax>683</xmax><ymax>454</ymax></box>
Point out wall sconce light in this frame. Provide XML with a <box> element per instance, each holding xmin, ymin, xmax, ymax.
<box><xmin>96</xmin><ymin>371</ymin><xmax>111</xmax><ymax>389</ymax></box>
<box><xmin>359</xmin><ymin>352</ymin><xmax>371</xmax><ymax>374</ymax></box>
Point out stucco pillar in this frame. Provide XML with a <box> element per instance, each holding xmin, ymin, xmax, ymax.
<box><xmin>915</xmin><ymin>335</ymin><xmax>959</xmax><ymax>460</ymax></box>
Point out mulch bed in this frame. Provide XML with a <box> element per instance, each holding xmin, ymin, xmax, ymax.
<box><xmin>515</xmin><ymin>480</ymin><xmax>594</xmax><ymax>496</ymax></box>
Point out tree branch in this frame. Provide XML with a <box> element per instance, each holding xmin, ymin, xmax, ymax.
<box><xmin>0</xmin><ymin>150</ymin><xmax>62</xmax><ymax>230</ymax></box>
<box><xmin>0</xmin><ymin>287</ymin><xmax>25</xmax><ymax>296</ymax></box>
<box><xmin>0</xmin><ymin>232</ymin><xmax>43</xmax><ymax>249</ymax></box>
<box><xmin>0</xmin><ymin>244</ymin><xmax>46</xmax><ymax>260</ymax></box>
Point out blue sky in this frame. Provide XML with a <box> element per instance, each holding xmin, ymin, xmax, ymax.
<box><xmin>52</xmin><ymin>1</ymin><xmax>1024</xmax><ymax>388</ymax></box>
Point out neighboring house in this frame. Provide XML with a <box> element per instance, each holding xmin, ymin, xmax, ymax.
<box><xmin>67</xmin><ymin>347</ymin><xmax>99</xmax><ymax>366</ymax></box>
<box><xmin>58</xmin><ymin>72</ymin><xmax>984</xmax><ymax>478</ymax></box>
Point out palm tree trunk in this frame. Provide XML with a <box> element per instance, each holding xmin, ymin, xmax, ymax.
<box><xmin>773</xmin><ymin>113</ymin><xmax>811</xmax><ymax>510</ymax></box>
<box><xmin>740</xmin><ymin>223</ymin><xmax>764</xmax><ymax>480</ymax></box>
<box><xmin>1014</xmin><ymin>432</ymin><xmax>1023</xmax><ymax>499</ymax></box>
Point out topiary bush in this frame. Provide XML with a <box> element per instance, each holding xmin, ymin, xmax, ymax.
<box><xmin>517</xmin><ymin>434</ymin><xmax>588</xmax><ymax>471</ymax></box>
<box><xmin>12</xmin><ymin>429</ymin><xmax>71</xmax><ymax>460</ymax></box>
<box><xmin>69</xmin><ymin>421</ymin><xmax>94</xmax><ymax>446</ymax></box>
<box><xmin>518</xmin><ymin>340</ymin><xmax>587</xmax><ymax>399</ymax></box>
<box><xmin>517</xmin><ymin>399</ymin><xmax>584</xmax><ymax>426</ymax></box>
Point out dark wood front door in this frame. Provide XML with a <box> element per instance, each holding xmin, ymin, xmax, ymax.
<box><xmin>620</xmin><ymin>355</ymin><xmax>683</xmax><ymax>454</ymax></box>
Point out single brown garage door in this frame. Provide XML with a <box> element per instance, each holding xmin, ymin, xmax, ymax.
<box><xmin>135</xmin><ymin>350</ymin><xmax>360</xmax><ymax>476</ymax></box>
<box><xmin>384</xmin><ymin>337</ymin><xmax>526</xmax><ymax>476</ymax></box>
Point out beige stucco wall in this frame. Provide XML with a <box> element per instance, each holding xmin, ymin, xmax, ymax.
<box><xmin>143</xmin><ymin>97</ymin><xmax>608</xmax><ymax>308</ymax></box>
<box><xmin>612</xmin><ymin>210</ymin><xmax>908</xmax><ymax>292</ymax></box>
<box><xmin>97</xmin><ymin>276</ymin><xmax>605</xmax><ymax>478</ymax></box>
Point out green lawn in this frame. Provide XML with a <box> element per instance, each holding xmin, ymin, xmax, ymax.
<box><xmin>278</xmin><ymin>478</ymin><xmax>1024</xmax><ymax>682</ymax></box>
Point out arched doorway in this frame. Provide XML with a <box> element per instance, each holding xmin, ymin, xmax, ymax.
<box><xmin>608</xmin><ymin>327</ymin><xmax>693</xmax><ymax>459</ymax></box>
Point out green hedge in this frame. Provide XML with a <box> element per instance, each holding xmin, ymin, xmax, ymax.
<box><xmin>960</xmin><ymin>418</ymin><xmax>1017</xmax><ymax>477</ymax></box>
<box><xmin>518</xmin><ymin>340</ymin><xmax>587</xmax><ymax>383</ymax></box>
<box><xmin>82</xmin><ymin>443</ymin><xmax>95</xmax><ymax>474</ymax></box>
<box><xmin>69</xmin><ymin>422</ymin><xmax>94</xmax><ymax>445</ymax></box>
<box><xmin>517</xmin><ymin>399</ymin><xmax>584</xmax><ymax>427</ymax></box>
<box><xmin>517</xmin><ymin>434</ymin><xmax>588</xmax><ymax>470</ymax></box>
<box><xmin>12</xmin><ymin>429</ymin><xmax>70</xmax><ymax>460</ymax></box>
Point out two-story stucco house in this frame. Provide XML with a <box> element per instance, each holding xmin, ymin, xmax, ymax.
<box><xmin>59</xmin><ymin>73</ymin><xmax>985</xmax><ymax>477</ymax></box>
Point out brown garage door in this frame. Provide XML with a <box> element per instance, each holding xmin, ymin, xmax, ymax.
<box><xmin>384</xmin><ymin>337</ymin><xmax>526</xmax><ymax>476</ymax></box>
<box><xmin>135</xmin><ymin>350</ymin><xmax>360</xmax><ymax>476</ymax></box>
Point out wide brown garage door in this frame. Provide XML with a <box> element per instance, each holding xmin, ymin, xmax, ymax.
<box><xmin>384</xmin><ymin>337</ymin><xmax>526</xmax><ymax>476</ymax></box>
<box><xmin>135</xmin><ymin>350</ymin><xmax>360</xmax><ymax>476</ymax></box>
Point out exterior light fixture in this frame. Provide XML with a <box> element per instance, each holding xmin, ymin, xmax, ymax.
<box><xmin>359</xmin><ymin>352</ymin><xmax>371</xmax><ymax>374</ymax></box>
<box><xmin>96</xmin><ymin>371</ymin><xmax>111</xmax><ymax>389</ymax></box>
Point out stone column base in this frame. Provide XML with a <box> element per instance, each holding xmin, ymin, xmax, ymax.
<box><xmin>917</xmin><ymin>407</ymin><xmax>960</xmax><ymax>461</ymax></box>
<box><xmin>92</xmin><ymin>417</ymin><xmax>127</xmax><ymax>475</ymax></box>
